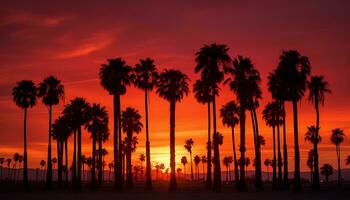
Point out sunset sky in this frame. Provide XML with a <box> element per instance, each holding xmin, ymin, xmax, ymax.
<box><xmin>0</xmin><ymin>0</ymin><xmax>350</xmax><ymax>173</ymax></box>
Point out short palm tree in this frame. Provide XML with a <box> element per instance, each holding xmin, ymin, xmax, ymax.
<box><xmin>181</xmin><ymin>156</ymin><xmax>188</xmax><ymax>179</ymax></box>
<box><xmin>320</xmin><ymin>163</ymin><xmax>333</xmax><ymax>183</ymax></box>
<box><xmin>13</xmin><ymin>153</ymin><xmax>20</xmax><ymax>182</ymax></box>
<box><xmin>307</xmin><ymin>149</ymin><xmax>314</xmax><ymax>183</ymax></box>
<box><xmin>307</xmin><ymin>75</ymin><xmax>331</xmax><ymax>190</ymax></box>
<box><xmin>99</xmin><ymin>58</ymin><xmax>133</xmax><ymax>190</ymax></box>
<box><xmin>156</xmin><ymin>69</ymin><xmax>189</xmax><ymax>190</ymax></box>
<box><xmin>121</xmin><ymin>107</ymin><xmax>143</xmax><ymax>189</ymax></box>
<box><xmin>274</xmin><ymin>50</ymin><xmax>310</xmax><ymax>191</ymax></box>
<box><xmin>38</xmin><ymin>75</ymin><xmax>64</xmax><ymax>189</ymax></box>
<box><xmin>223</xmin><ymin>156</ymin><xmax>233</xmax><ymax>182</ymax></box>
<box><xmin>220</xmin><ymin>101</ymin><xmax>240</xmax><ymax>188</ymax></box>
<box><xmin>40</xmin><ymin>160</ymin><xmax>46</xmax><ymax>181</ymax></box>
<box><xmin>184</xmin><ymin>138</ymin><xmax>194</xmax><ymax>181</ymax></box>
<box><xmin>264</xmin><ymin>159</ymin><xmax>272</xmax><ymax>181</ymax></box>
<box><xmin>345</xmin><ymin>155</ymin><xmax>350</xmax><ymax>165</ymax></box>
<box><xmin>194</xmin><ymin>155</ymin><xmax>201</xmax><ymax>181</ymax></box>
<box><xmin>195</xmin><ymin>43</ymin><xmax>231</xmax><ymax>191</ymax></box>
<box><xmin>139</xmin><ymin>154</ymin><xmax>145</xmax><ymax>179</ymax></box>
<box><xmin>330</xmin><ymin>128</ymin><xmax>345</xmax><ymax>188</ymax></box>
<box><xmin>133</xmin><ymin>58</ymin><xmax>158</xmax><ymax>190</ymax></box>
<box><xmin>12</xmin><ymin>80</ymin><xmax>37</xmax><ymax>188</ymax></box>
<box><xmin>201</xmin><ymin>156</ymin><xmax>207</xmax><ymax>179</ymax></box>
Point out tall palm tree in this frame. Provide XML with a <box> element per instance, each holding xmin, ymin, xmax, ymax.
<box><xmin>156</xmin><ymin>69</ymin><xmax>189</xmax><ymax>190</ymax></box>
<box><xmin>262</xmin><ymin>102</ymin><xmax>282</xmax><ymax>189</ymax></box>
<box><xmin>220</xmin><ymin>101</ymin><xmax>240</xmax><ymax>189</ymax></box>
<box><xmin>139</xmin><ymin>154</ymin><xmax>145</xmax><ymax>179</ymax></box>
<box><xmin>184</xmin><ymin>138</ymin><xmax>194</xmax><ymax>181</ymax></box>
<box><xmin>274</xmin><ymin>50</ymin><xmax>310</xmax><ymax>191</ymax></box>
<box><xmin>195</xmin><ymin>43</ymin><xmax>231</xmax><ymax>191</ymax></box>
<box><xmin>264</xmin><ymin>159</ymin><xmax>272</xmax><ymax>181</ymax></box>
<box><xmin>99</xmin><ymin>58</ymin><xmax>133</xmax><ymax>190</ymax></box>
<box><xmin>307</xmin><ymin>75</ymin><xmax>331</xmax><ymax>190</ymax></box>
<box><xmin>12</xmin><ymin>80</ymin><xmax>37</xmax><ymax>188</ymax></box>
<box><xmin>306</xmin><ymin>149</ymin><xmax>314</xmax><ymax>183</ymax></box>
<box><xmin>121</xmin><ymin>107</ymin><xmax>143</xmax><ymax>189</ymax></box>
<box><xmin>320</xmin><ymin>163</ymin><xmax>333</xmax><ymax>183</ymax></box>
<box><xmin>62</xmin><ymin>97</ymin><xmax>89</xmax><ymax>189</ymax></box>
<box><xmin>181</xmin><ymin>156</ymin><xmax>188</xmax><ymax>179</ymax></box>
<box><xmin>193</xmin><ymin>79</ymin><xmax>216</xmax><ymax>187</ymax></box>
<box><xmin>194</xmin><ymin>155</ymin><xmax>201</xmax><ymax>181</ymax></box>
<box><xmin>225</xmin><ymin>56</ymin><xmax>262</xmax><ymax>190</ymax></box>
<box><xmin>85</xmin><ymin>103</ymin><xmax>109</xmax><ymax>187</ymax></box>
<box><xmin>133</xmin><ymin>58</ymin><xmax>158</xmax><ymax>190</ymax></box>
<box><xmin>223</xmin><ymin>156</ymin><xmax>233</xmax><ymax>182</ymax></box>
<box><xmin>330</xmin><ymin>128</ymin><xmax>345</xmax><ymax>188</ymax></box>
<box><xmin>38</xmin><ymin>75</ymin><xmax>64</xmax><ymax>189</ymax></box>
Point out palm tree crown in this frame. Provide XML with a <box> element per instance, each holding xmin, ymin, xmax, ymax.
<box><xmin>156</xmin><ymin>69</ymin><xmax>189</xmax><ymax>102</ymax></box>
<box><xmin>134</xmin><ymin>58</ymin><xmax>159</xmax><ymax>91</ymax></box>
<box><xmin>330</xmin><ymin>128</ymin><xmax>345</xmax><ymax>145</ymax></box>
<box><xmin>121</xmin><ymin>107</ymin><xmax>143</xmax><ymax>135</ymax></box>
<box><xmin>12</xmin><ymin>80</ymin><xmax>37</xmax><ymax>109</ymax></box>
<box><xmin>220</xmin><ymin>101</ymin><xmax>239</xmax><ymax>128</ymax></box>
<box><xmin>307</xmin><ymin>75</ymin><xmax>331</xmax><ymax>106</ymax></box>
<box><xmin>37</xmin><ymin>75</ymin><xmax>64</xmax><ymax>106</ymax></box>
<box><xmin>305</xmin><ymin>126</ymin><xmax>322</xmax><ymax>144</ymax></box>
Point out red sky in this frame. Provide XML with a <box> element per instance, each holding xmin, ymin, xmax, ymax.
<box><xmin>0</xmin><ymin>0</ymin><xmax>349</xmax><ymax>172</ymax></box>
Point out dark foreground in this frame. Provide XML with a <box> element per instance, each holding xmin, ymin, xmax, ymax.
<box><xmin>0</xmin><ymin>181</ymin><xmax>348</xmax><ymax>200</ymax></box>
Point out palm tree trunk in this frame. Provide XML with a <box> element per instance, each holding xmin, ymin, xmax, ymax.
<box><xmin>113</xmin><ymin>95</ymin><xmax>122</xmax><ymax>190</ymax></box>
<box><xmin>312</xmin><ymin>99</ymin><xmax>320</xmax><ymax>190</ymax></box>
<box><xmin>212</xmin><ymin>96</ymin><xmax>221</xmax><ymax>191</ymax></box>
<box><xmin>252</xmin><ymin>107</ymin><xmax>263</xmax><ymax>189</ymax></box>
<box><xmin>77</xmin><ymin>126</ymin><xmax>82</xmax><ymax>188</ymax></box>
<box><xmin>65</xmin><ymin>139</ymin><xmax>68</xmax><ymax>188</ymax></box>
<box><xmin>292</xmin><ymin>100</ymin><xmax>301</xmax><ymax>191</ymax></box>
<box><xmin>72</xmin><ymin>130</ymin><xmax>77</xmax><ymax>188</ymax></box>
<box><xmin>190</xmin><ymin>152</ymin><xmax>193</xmax><ymax>181</ymax></box>
<box><xmin>282</xmin><ymin>102</ymin><xmax>289</xmax><ymax>189</ymax></box>
<box><xmin>337</xmin><ymin>145</ymin><xmax>341</xmax><ymax>188</ymax></box>
<box><xmin>206</xmin><ymin>102</ymin><xmax>212</xmax><ymax>189</ymax></box>
<box><xmin>272</xmin><ymin>126</ymin><xmax>277</xmax><ymax>189</ymax></box>
<box><xmin>126</xmin><ymin>133</ymin><xmax>133</xmax><ymax>189</ymax></box>
<box><xmin>91</xmin><ymin>137</ymin><xmax>96</xmax><ymax>188</ymax></box>
<box><xmin>239</xmin><ymin>102</ymin><xmax>247</xmax><ymax>191</ymax></box>
<box><xmin>58</xmin><ymin>139</ymin><xmax>63</xmax><ymax>188</ymax></box>
<box><xmin>277</xmin><ymin>123</ymin><xmax>282</xmax><ymax>188</ymax></box>
<box><xmin>46</xmin><ymin>105</ymin><xmax>53</xmax><ymax>190</ymax></box>
<box><xmin>231</xmin><ymin>126</ymin><xmax>239</xmax><ymax>190</ymax></box>
<box><xmin>144</xmin><ymin>90</ymin><xmax>153</xmax><ymax>190</ymax></box>
<box><xmin>98</xmin><ymin>139</ymin><xmax>103</xmax><ymax>185</ymax></box>
<box><xmin>23</xmin><ymin>108</ymin><xmax>29</xmax><ymax>189</ymax></box>
<box><xmin>169</xmin><ymin>99</ymin><xmax>177</xmax><ymax>190</ymax></box>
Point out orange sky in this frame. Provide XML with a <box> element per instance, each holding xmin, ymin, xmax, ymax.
<box><xmin>0</xmin><ymin>0</ymin><xmax>350</xmax><ymax>173</ymax></box>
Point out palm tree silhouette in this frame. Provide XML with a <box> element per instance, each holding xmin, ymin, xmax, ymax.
<box><xmin>264</xmin><ymin>159</ymin><xmax>272</xmax><ymax>181</ymax></box>
<box><xmin>223</xmin><ymin>156</ymin><xmax>233</xmax><ymax>182</ymax></box>
<box><xmin>195</xmin><ymin>43</ymin><xmax>231</xmax><ymax>191</ymax></box>
<box><xmin>121</xmin><ymin>107</ymin><xmax>143</xmax><ymax>189</ymax></box>
<box><xmin>330</xmin><ymin>128</ymin><xmax>345</xmax><ymax>188</ymax></box>
<box><xmin>62</xmin><ymin>97</ymin><xmax>89</xmax><ymax>189</ymax></box>
<box><xmin>306</xmin><ymin>149</ymin><xmax>314</xmax><ymax>183</ymax></box>
<box><xmin>13</xmin><ymin>153</ymin><xmax>20</xmax><ymax>182</ymax></box>
<box><xmin>176</xmin><ymin>168</ymin><xmax>182</xmax><ymax>178</ymax></box>
<box><xmin>320</xmin><ymin>163</ymin><xmax>333</xmax><ymax>183</ymax></box>
<box><xmin>99</xmin><ymin>58</ymin><xmax>133</xmax><ymax>190</ymax></box>
<box><xmin>220</xmin><ymin>101</ymin><xmax>240</xmax><ymax>189</ymax></box>
<box><xmin>12</xmin><ymin>80</ymin><xmax>37</xmax><ymax>188</ymax></box>
<box><xmin>307</xmin><ymin>75</ymin><xmax>331</xmax><ymax>190</ymax></box>
<box><xmin>346</xmin><ymin>155</ymin><xmax>350</xmax><ymax>166</ymax></box>
<box><xmin>194</xmin><ymin>155</ymin><xmax>201</xmax><ymax>181</ymax></box>
<box><xmin>201</xmin><ymin>156</ymin><xmax>207</xmax><ymax>181</ymax></box>
<box><xmin>273</xmin><ymin>50</ymin><xmax>310</xmax><ymax>191</ymax></box>
<box><xmin>184</xmin><ymin>138</ymin><xmax>194</xmax><ymax>181</ymax></box>
<box><xmin>38</xmin><ymin>75</ymin><xmax>64</xmax><ymax>189</ymax></box>
<box><xmin>181</xmin><ymin>156</ymin><xmax>188</xmax><ymax>179</ymax></box>
<box><xmin>6</xmin><ymin>158</ymin><xmax>12</xmax><ymax>180</ymax></box>
<box><xmin>262</xmin><ymin>102</ymin><xmax>282</xmax><ymax>189</ymax></box>
<box><xmin>40</xmin><ymin>160</ymin><xmax>46</xmax><ymax>181</ymax></box>
<box><xmin>85</xmin><ymin>103</ymin><xmax>109</xmax><ymax>187</ymax></box>
<box><xmin>225</xmin><ymin>56</ymin><xmax>262</xmax><ymax>190</ymax></box>
<box><xmin>108</xmin><ymin>162</ymin><xmax>114</xmax><ymax>181</ymax></box>
<box><xmin>133</xmin><ymin>58</ymin><xmax>158</xmax><ymax>190</ymax></box>
<box><xmin>156</xmin><ymin>69</ymin><xmax>189</xmax><ymax>190</ymax></box>
<box><xmin>139</xmin><ymin>154</ymin><xmax>145</xmax><ymax>179</ymax></box>
<box><xmin>0</xmin><ymin>157</ymin><xmax>4</xmax><ymax>180</ymax></box>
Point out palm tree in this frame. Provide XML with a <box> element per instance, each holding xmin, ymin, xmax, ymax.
<box><xmin>38</xmin><ymin>75</ymin><xmax>64</xmax><ymax>189</ymax></box>
<box><xmin>195</xmin><ymin>43</ymin><xmax>231</xmax><ymax>191</ymax></box>
<box><xmin>223</xmin><ymin>156</ymin><xmax>233</xmax><ymax>182</ymax></box>
<box><xmin>13</xmin><ymin>153</ymin><xmax>20</xmax><ymax>182</ymax></box>
<box><xmin>121</xmin><ymin>107</ymin><xmax>143</xmax><ymax>189</ymax></box>
<box><xmin>176</xmin><ymin>168</ymin><xmax>182</xmax><ymax>178</ymax></box>
<box><xmin>99</xmin><ymin>58</ymin><xmax>133</xmax><ymax>190</ymax></box>
<box><xmin>156</xmin><ymin>69</ymin><xmax>189</xmax><ymax>190</ymax></box>
<box><xmin>225</xmin><ymin>56</ymin><xmax>262</xmax><ymax>190</ymax></box>
<box><xmin>62</xmin><ymin>97</ymin><xmax>89</xmax><ymax>188</ymax></box>
<box><xmin>307</xmin><ymin>149</ymin><xmax>314</xmax><ymax>183</ymax></box>
<box><xmin>6</xmin><ymin>158</ymin><xmax>12</xmax><ymax>180</ymax></box>
<box><xmin>346</xmin><ymin>155</ymin><xmax>350</xmax><ymax>166</ymax></box>
<box><xmin>320</xmin><ymin>163</ymin><xmax>333</xmax><ymax>183</ymax></box>
<box><xmin>220</xmin><ymin>101</ymin><xmax>240</xmax><ymax>189</ymax></box>
<box><xmin>330</xmin><ymin>128</ymin><xmax>345</xmax><ymax>188</ymax></box>
<box><xmin>305</xmin><ymin>126</ymin><xmax>322</xmax><ymax>185</ymax></box>
<box><xmin>108</xmin><ymin>162</ymin><xmax>114</xmax><ymax>181</ymax></box>
<box><xmin>40</xmin><ymin>160</ymin><xmax>46</xmax><ymax>181</ymax></box>
<box><xmin>133</xmin><ymin>58</ymin><xmax>158</xmax><ymax>190</ymax></box>
<box><xmin>85</xmin><ymin>103</ymin><xmax>109</xmax><ymax>187</ymax></box>
<box><xmin>307</xmin><ymin>75</ymin><xmax>331</xmax><ymax>190</ymax></box>
<box><xmin>12</xmin><ymin>80</ymin><xmax>37</xmax><ymax>188</ymax></box>
<box><xmin>264</xmin><ymin>159</ymin><xmax>272</xmax><ymax>181</ymax></box>
<box><xmin>201</xmin><ymin>156</ymin><xmax>207</xmax><ymax>180</ymax></box>
<box><xmin>0</xmin><ymin>157</ymin><xmax>4</xmax><ymax>180</ymax></box>
<box><xmin>52</xmin><ymin>158</ymin><xmax>57</xmax><ymax>171</ymax></box>
<box><xmin>273</xmin><ymin>50</ymin><xmax>310</xmax><ymax>191</ymax></box>
<box><xmin>184</xmin><ymin>138</ymin><xmax>194</xmax><ymax>181</ymax></box>
<box><xmin>181</xmin><ymin>156</ymin><xmax>188</xmax><ymax>179</ymax></box>
<box><xmin>194</xmin><ymin>155</ymin><xmax>201</xmax><ymax>181</ymax></box>
<box><xmin>139</xmin><ymin>154</ymin><xmax>145</xmax><ymax>179</ymax></box>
